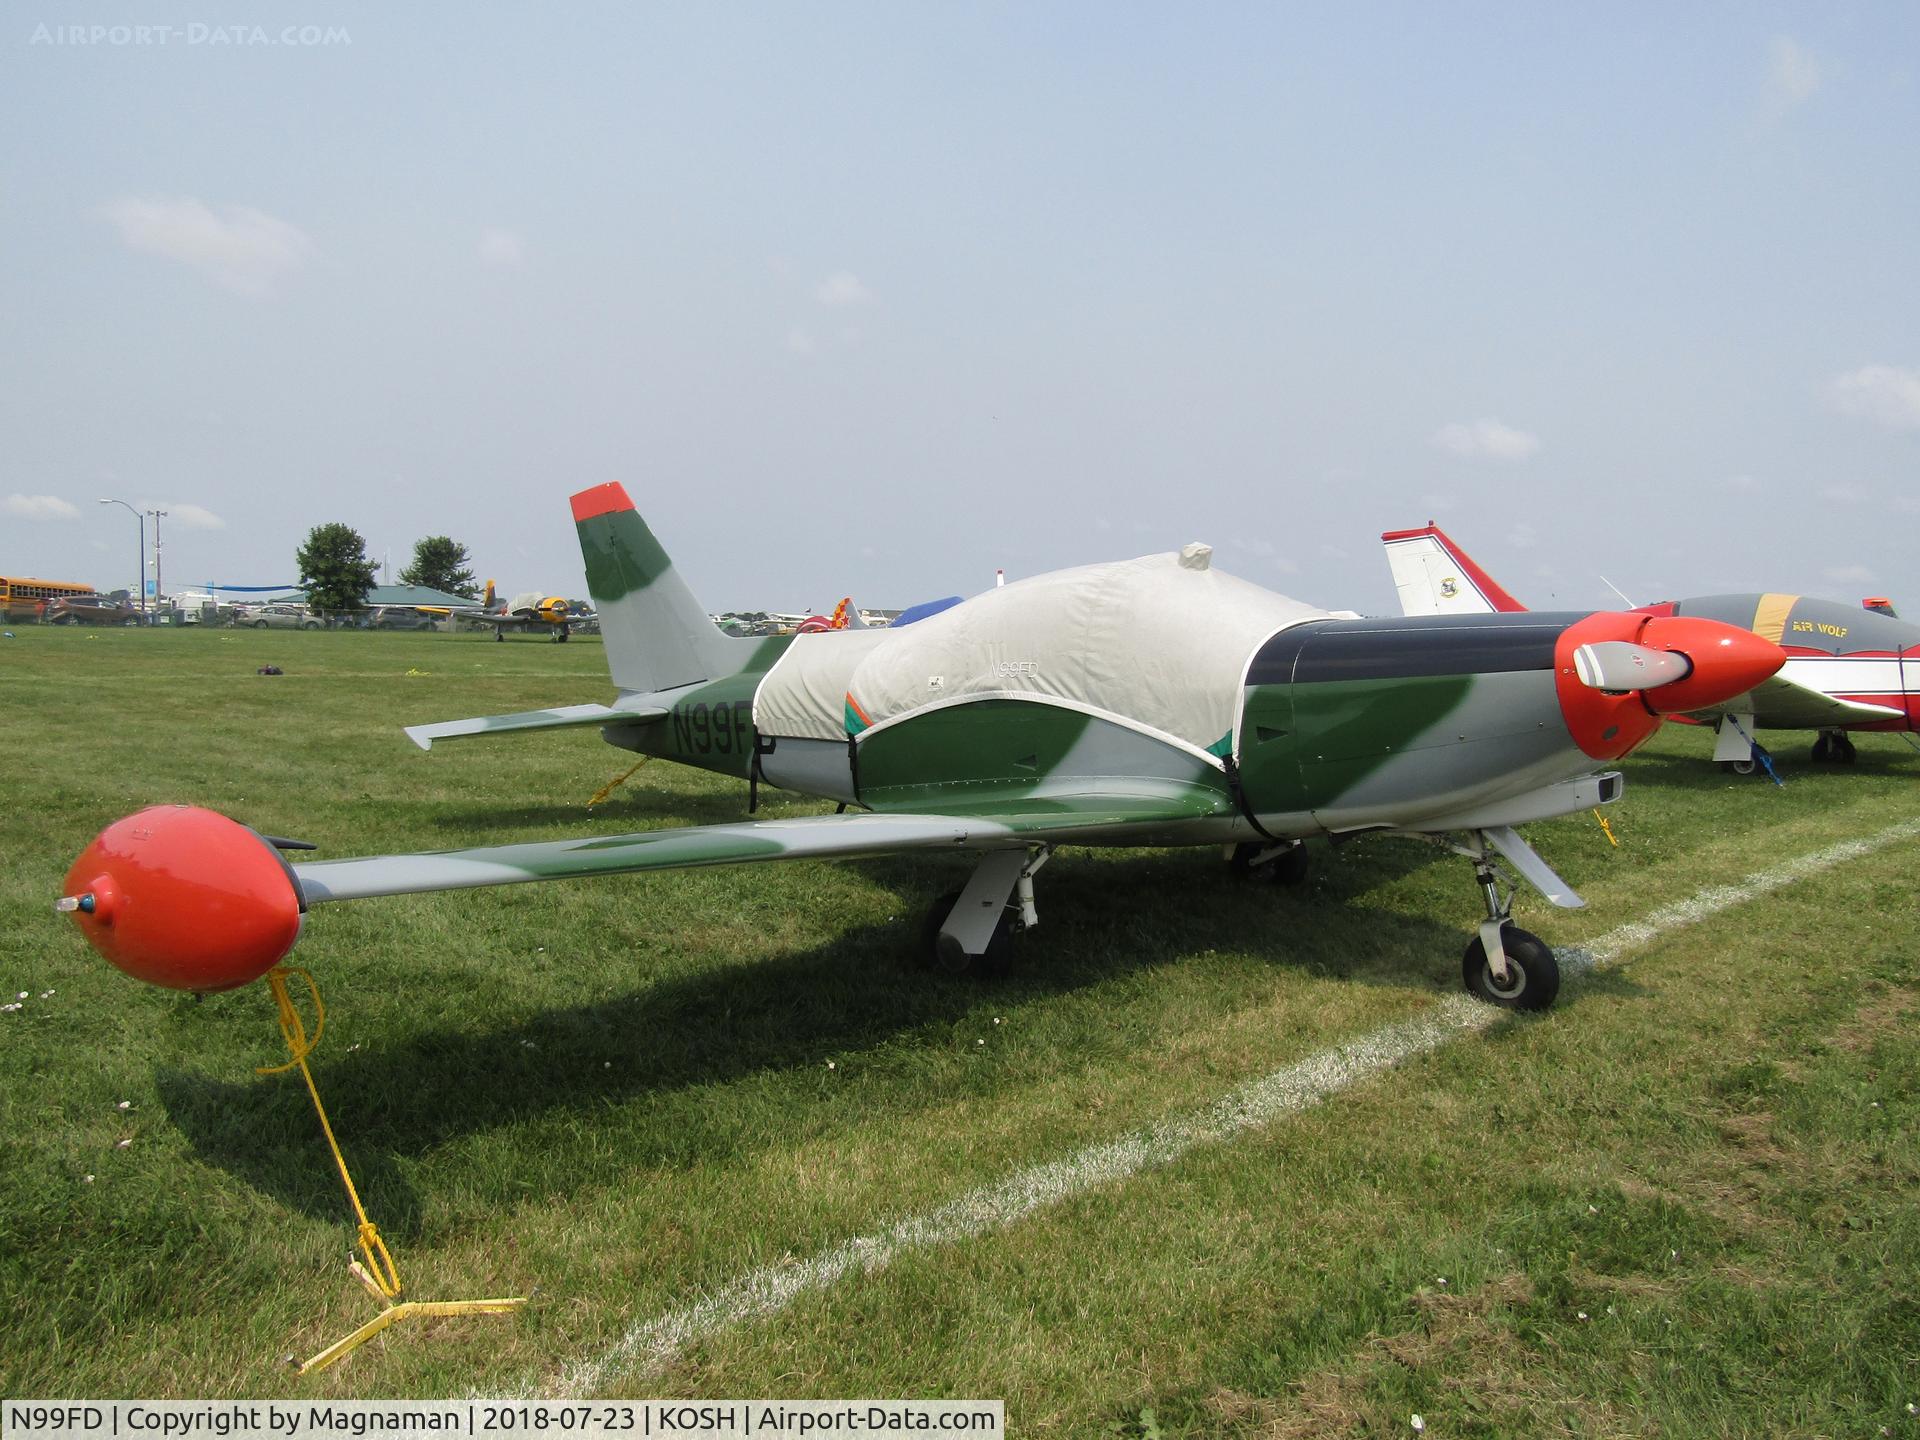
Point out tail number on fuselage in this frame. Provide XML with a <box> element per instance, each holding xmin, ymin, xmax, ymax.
<box><xmin>672</xmin><ymin>699</ymin><xmax>753</xmax><ymax>756</ymax></box>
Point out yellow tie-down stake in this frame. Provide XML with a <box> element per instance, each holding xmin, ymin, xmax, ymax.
<box><xmin>259</xmin><ymin>967</ymin><xmax>526</xmax><ymax>1374</ymax></box>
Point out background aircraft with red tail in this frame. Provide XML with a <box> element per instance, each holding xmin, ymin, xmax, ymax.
<box><xmin>1382</xmin><ymin>523</ymin><xmax>1920</xmax><ymax>774</ymax></box>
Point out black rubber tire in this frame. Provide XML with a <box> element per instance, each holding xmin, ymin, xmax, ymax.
<box><xmin>1729</xmin><ymin>757</ymin><xmax>1758</xmax><ymax>776</ymax></box>
<box><xmin>1836</xmin><ymin>735</ymin><xmax>1857</xmax><ymax>764</ymax></box>
<box><xmin>919</xmin><ymin>888</ymin><xmax>1013</xmax><ymax>979</ymax></box>
<box><xmin>495</xmin><ymin>630</ymin><xmax>505</xmax><ymax>642</ymax></box>
<box><xmin>1229</xmin><ymin>840</ymin><xmax>1310</xmax><ymax>884</ymax></box>
<box><xmin>253</xmin><ymin>620</ymin><xmax>269</xmax><ymax>629</ymax></box>
<box><xmin>1462</xmin><ymin>925</ymin><xmax>1560</xmax><ymax>1011</ymax></box>
<box><xmin>301</xmin><ymin>621</ymin><xmax>320</xmax><ymax>630</ymax></box>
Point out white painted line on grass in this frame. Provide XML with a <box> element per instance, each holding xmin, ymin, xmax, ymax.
<box><xmin>531</xmin><ymin>816</ymin><xmax>1920</xmax><ymax>1398</ymax></box>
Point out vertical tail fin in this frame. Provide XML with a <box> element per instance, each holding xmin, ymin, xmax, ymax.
<box><xmin>572</xmin><ymin>483</ymin><xmax>765</xmax><ymax>693</ymax></box>
<box><xmin>1379</xmin><ymin>524</ymin><xmax>1529</xmax><ymax>616</ymax></box>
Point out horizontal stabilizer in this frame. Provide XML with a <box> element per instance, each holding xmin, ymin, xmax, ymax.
<box><xmin>404</xmin><ymin>702</ymin><xmax>665</xmax><ymax>751</ymax></box>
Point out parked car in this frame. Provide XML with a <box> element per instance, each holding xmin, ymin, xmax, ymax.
<box><xmin>248</xmin><ymin>603</ymin><xmax>322</xmax><ymax>630</ymax></box>
<box><xmin>44</xmin><ymin>594</ymin><xmax>141</xmax><ymax>626</ymax></box>
<box><xmin>366</xmin><ymin>604</ymin><xmax>438</xmax><ymax>630</ymax></box>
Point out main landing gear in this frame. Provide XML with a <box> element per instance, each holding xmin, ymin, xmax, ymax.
<box><xmin>1455</xmin><ymin>833</ymin><xmax>1560</xmax><ymax>1011</ymax></box>
<box><xmin>1811</xmin><ymin>729</ymin><xmax>1857</xmax><ymax>764</ymax></box>
<box><xmin>1228</xmin><ymin>840</ymin><xmax>1309</xmax><ymax>885</ymax></box>
<box><xmin>919</xmin><ymin>847</ymin><xmax>1051</xmax><ymax>978</ymax></box>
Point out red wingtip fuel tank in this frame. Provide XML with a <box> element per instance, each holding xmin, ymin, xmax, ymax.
<box><xmin>1556</xmin><ymin>614</ymin><xmax>1786</xmax><ymax>759</ymax></box>
<box><xmin>59</xmin><ymin>805</ymin><xmax>303</xmax><ymax>991</ymax></box>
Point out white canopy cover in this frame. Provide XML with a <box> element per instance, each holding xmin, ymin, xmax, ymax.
<box><xmin>754</xmin><ymin>546</ymin><xmax>1330</xmax><ymax>762</ymax></box>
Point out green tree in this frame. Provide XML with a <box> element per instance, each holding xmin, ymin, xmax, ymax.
<box><xmin>295</xmin><ymin>522</ymin><xmax>378</xmax><ymax>614</ymax></box>
<box><xmin>398</xmin><ymin>535</ymin><xmax>478</xmax><ymax>598</ymax></box>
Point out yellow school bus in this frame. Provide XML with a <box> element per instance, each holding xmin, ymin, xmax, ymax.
<box><xmin>0</xmin><ymin>575</ymin><xmax>95</xmax><ymax>622</ymax></box>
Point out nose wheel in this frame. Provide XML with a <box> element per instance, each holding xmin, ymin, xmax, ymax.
<box><xmin>1456</xmin><ymin>836</ymin><xmax>1562</xmax><ymax>1010</ymax></box>
<box><xmin>1462</xmin><ymin>924</ymin><xmax>1559</xmax><ymax>1010</ymax></box>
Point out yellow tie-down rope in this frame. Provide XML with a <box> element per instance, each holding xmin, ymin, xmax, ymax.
<box><xmin>1592</xmin><ymin>809</ymin><xmax>1619</xmax><ymax>847</ymax></box>
<box><xmin>258</xmin><ymin>966</ymin><xmax>526</xmax><ymax>1374</ymax></box>
<box><xmin>587</xmin><ymin>754</ymin><xmax>652</xmax><ymax>809</ymax></box>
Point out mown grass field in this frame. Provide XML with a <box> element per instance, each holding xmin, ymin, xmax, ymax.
<box><xmin>2</xmin><ymin>623</ymin><xmax>1916</xmax><ymax>1432</ymax></box>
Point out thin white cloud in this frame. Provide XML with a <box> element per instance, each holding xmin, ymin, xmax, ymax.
<box><xmin>1767</xmin><ymin>36</ymin><xmax>1824</xmax><ymax>113</ymax></box>
<box><xmin>102</xmin><ymin>196</ymin><xmax>315</xmax><ymax>296</ymax></box>
<box><xmin>1825</xmin><ymin>364</ymin><xmax>1920</xmax><ymax>431</ymax></box>
<box><xmin>814</xmin><ymin>271</ymin><xmax>874</xmax><ymax>306</ymax></box>
<box><xmin>1431</xmin><ymin>419</ymin><xmax>1540</xmax><ymax>462</ymax></box>
<box><xmin>1507</xmin><ymin>522</ymin><xmax>1539</xmax><ymax>550</ymax></box>
<box><xmin>3</xmin><ymin>493</ymin><xmax>79</xmax><ymax>521</ymax></box>
<box><xmin>1823</xmin><ymin>563</ymin><xmax>1876</xmax><ymax>586</ymax></box>
<box><xmin>785</xmin><ymin>328</ymin><xmax>817</xmax><ymax>356</ymax></box>
<box><xmin>478</xmin><ymin>228</ymin><xmax>525</xmax><ymax>266</ymax></box>
<box><xmin>1817</xmin><ymin>482</ymin><xmax>1866</xmax><ymax>505</ymax></box>
<box><xmin>155</xmin><ymin>502</ymin><xmax>227</xmax><ymax>531</ymax></box>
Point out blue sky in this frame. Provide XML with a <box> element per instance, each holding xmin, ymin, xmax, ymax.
<box><xmin>4</xmin><ymin>3</ymin><xmax>1916</xmax><ymax>614</ymax></box>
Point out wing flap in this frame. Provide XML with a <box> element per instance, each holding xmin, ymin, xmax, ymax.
<box><xmin>404</xmin><ymin>702</ymin><xmax>665</xmax><ymax>750</ymax></box>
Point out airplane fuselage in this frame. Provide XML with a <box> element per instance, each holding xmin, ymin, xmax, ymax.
<box><xmin>606</xmin><ymin>608</ymin><xmax>1767</xmax><ymax>842</ymax></box>
<box><xmin>1639</xmin><ymin>593</ymin><xmax>1920</xmax><ymax>733</ymax></box>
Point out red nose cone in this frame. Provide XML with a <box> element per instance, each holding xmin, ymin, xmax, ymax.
<box><xmin>1635</xmin><ymin>616</ymin><xmax>1786</xmax><ymax>715</ymax></box>
<box><xmin>60</xmin><ymin>805</ymin><xmax>302</xmax><ymax>992</ymax></box>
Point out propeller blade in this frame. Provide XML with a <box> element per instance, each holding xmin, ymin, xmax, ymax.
<box><xmin>1571</xmin><ymin>641</ymin><xmax>1693</xmax><ymax>693</ymax></box>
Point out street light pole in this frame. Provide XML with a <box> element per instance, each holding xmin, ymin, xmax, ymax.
<box><xmin>97</xmin><ymin>498</ymin><xmax>145</xmax><ymax>618</ymax></box>
<box><xmin>147</xmin><ymin>508</ymin><xmax>167</xmax><ymax>614</ymax></box>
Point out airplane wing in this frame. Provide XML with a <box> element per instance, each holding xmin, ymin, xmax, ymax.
<box><xmin>293</xmin><ymin>787</ymin><xmax>1226</xmax><ymax>904</ymax></box>
<box><xmin>1686</xmin><ymin>674</ymin><xmax>1906</xmax><ymax>730</ymax></box>
<box><xmin>404</xmin><ymin>702</ymin><xmax>666</xmax><ymax>750</ymax></box>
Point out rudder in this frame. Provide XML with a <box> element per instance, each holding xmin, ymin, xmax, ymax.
<box><xmin>572</xmin><ymin>483</ymin><xmax>763</xmax><ymax>693</ymax></box>
<box><xmin>1380</xmin><ymin>524</ymin><xmax>1528</xmax><ymax>616</ymax></box>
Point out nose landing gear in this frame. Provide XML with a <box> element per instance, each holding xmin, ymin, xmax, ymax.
<box><xmin>1452</xmin><ymin>831</ymin><xmax>1562</xmax><ymax>1011</ymax></box>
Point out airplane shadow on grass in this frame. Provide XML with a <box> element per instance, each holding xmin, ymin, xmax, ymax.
<box><xmin>1624</xmin><ymin>750</ymin><xmax>1916</xmax><ymax>791</ymax></box>
<box><xmin>154</xmin><ymin>844</ymin><xmax>1646</xmax><ymax>1236</ymax></box>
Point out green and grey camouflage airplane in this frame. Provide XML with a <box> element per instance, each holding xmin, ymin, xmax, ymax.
<box><xmin>62</xmin><ymin>482</ymin><xmax>1785</xmax><ymax>1013</ymax></box>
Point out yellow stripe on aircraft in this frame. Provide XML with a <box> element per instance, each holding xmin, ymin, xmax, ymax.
<box><xmin>1750</xmin><ymin>593</ymin><xmax>1798</xmax><ymax>644</ymax></box>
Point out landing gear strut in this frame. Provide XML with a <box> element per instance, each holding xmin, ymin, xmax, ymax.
<box><xmin>1228</xmin><ymin>840</ymin><xmax>1309</xmax><ymax>885</ymax></box>
<box><xmin>919</xmin><ymin>847</ymin><xmax>1050</xmax><ymax>978</ymax></box>
<box><xmin>1812</xmin><ymin>729</ymin><xmax>1856</xmax><ymax>764</ymax></box>
<box><xmin>1457</xmin><ymin>837</ymin><xmax>1559</xmax><ymax>1011</ymax></box>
